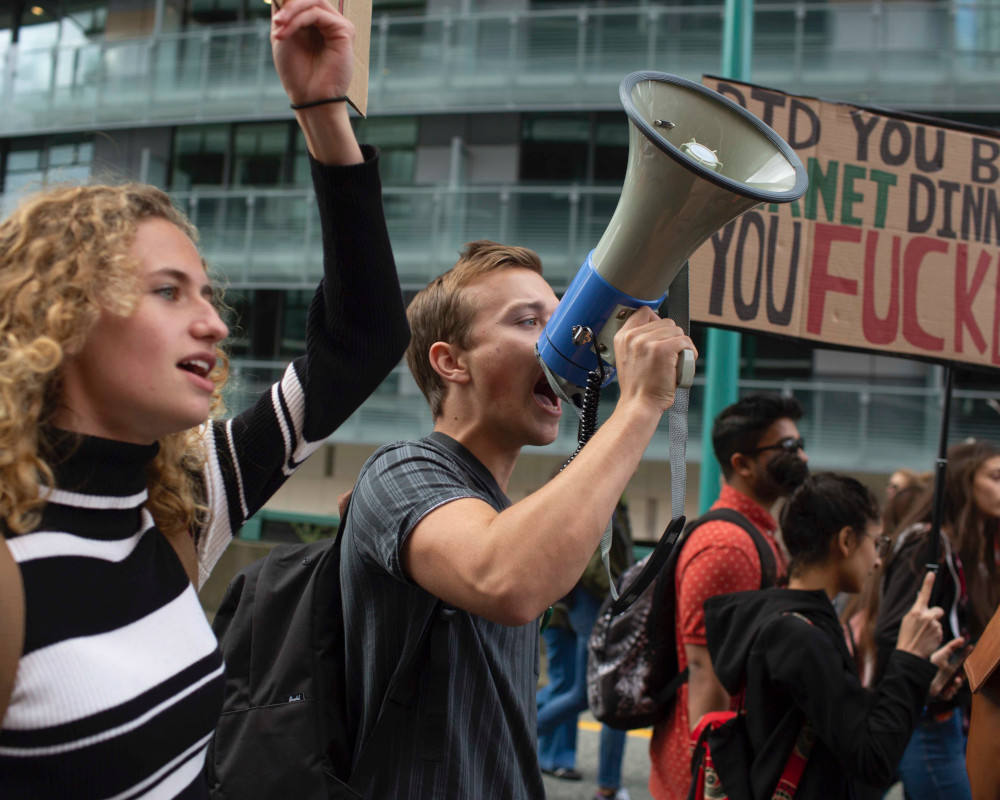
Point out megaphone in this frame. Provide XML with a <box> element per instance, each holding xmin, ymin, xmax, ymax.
<box><xmin>536</xmin><ymin>71</ymin><xmax>808</xmax><ymax>404</ymax></box>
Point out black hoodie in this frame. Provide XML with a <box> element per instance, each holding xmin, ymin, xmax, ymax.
<box><xmin>704</xmin><ymin>588</ymin><xmax>936</xmax><ymax>800</ymax></box>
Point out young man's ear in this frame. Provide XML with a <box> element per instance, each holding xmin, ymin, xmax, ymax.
<box><xmin>428</xmin><ymin>341</ymin><xmax>471</xmax><ymax>386</ymax></box>
<box><xmin>729</xmin><ymin>451</ymin><xmax>755</xmax><ymax>479</ymax></box>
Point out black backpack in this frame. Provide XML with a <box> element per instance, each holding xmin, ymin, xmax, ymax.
<box><xmin>203</xmin><ymin>505</ymin><xmax>442</xmax><ymax>800</ymax></box>
<box><xmin>586</xmin><ymin>508</ymin><xmax>777</xmax><ymax>730</ymax></box>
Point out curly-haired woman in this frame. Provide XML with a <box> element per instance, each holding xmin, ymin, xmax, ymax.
<box><xmin>0</xmin><ymin>2</ymin><xmax>409</xmax><ymax>797</ymax></box>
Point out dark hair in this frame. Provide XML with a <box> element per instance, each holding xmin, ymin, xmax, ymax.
<box><xmin>891</xmin><ymin>439</ymin><xmax>1000</xmax><ymax>637</ymax></box>
<box><xmin>711</xmin><ymin>393</ymin><xmax>804</xmax><ymax>478</ymax></box>
<box><xmin>780</xmin><ymin>473</ymin><xmax>881</xmax><ymax>574</ymax></box>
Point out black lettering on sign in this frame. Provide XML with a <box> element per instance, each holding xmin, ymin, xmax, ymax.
<box><xmin>708</xmin><ymin>222</ymin><xmax>738</xmax><ymax>316</ymax></box>
<box><xmin>734</xmin><ymin>212</ymin><xmax>766</xmax><ymax>321</ymax></box>
<box><xmin>972</xmin><ymin>138</ymin><xmax>1000</xmax><ymax>184</ymax></box>
<box><xmin>766</xmin><ymin>218</ymin><xmax>801</xmax><ymax>326</ymax></box>
<box><xmin>789</xmin><ymin>99</ymin><xmax>820</xmax><ymax>149</ymax></box>
<box><xmin>880</xmin><ymin>119</ymin><xmax>911</xmax><ymax>167</ymax></box>
<box><xmin>851</xmin><ymin>112</ymin><xmax>880</xmax><ymax>163</ymax></box>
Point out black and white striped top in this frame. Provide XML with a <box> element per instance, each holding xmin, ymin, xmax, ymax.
<box><xmin>0</xmin><ymin>149</ymin><xmax>410</xmax><ymax>800</ymax></box>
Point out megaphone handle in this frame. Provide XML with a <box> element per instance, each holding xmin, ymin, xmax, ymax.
<box><xmin>677</xmin><ymin>348</ymin><xmax>695</xmax><ymax>390</ymax></box>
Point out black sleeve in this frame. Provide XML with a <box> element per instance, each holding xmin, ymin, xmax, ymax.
<box><xmin>304</xmin><ymin>145</ymin><xmax>411</xmax><ymax>439</ymax></box>
<box><xmin>764</xmin><ymin>614</ymin><xmax>935</xmax><ymax>787</ymax></box>
<box><xmin>194</xmin><ymin>147</ymin><xmax>410</xmax><ymax>580</ymax></box>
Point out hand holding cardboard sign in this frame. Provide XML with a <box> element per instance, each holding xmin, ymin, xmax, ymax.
<box><xmin>271</xmin><ymin>0</ymin><xmax>355</xmax><ymax>107</ymax></box>
<box><xmin>271</xmin><ymin>0</ymin><xmax>363</xmax><ymax>165</ymax></box>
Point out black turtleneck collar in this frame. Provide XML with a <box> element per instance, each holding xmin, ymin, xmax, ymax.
<box><xmin>42</xmin><ymin>428</ymin><xmax>159</xmax><ymax>500</ymax></box>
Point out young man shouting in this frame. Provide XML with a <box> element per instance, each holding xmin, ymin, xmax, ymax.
<box><xmin>340</xmin><ymin>241</ymin><xmax>696</xmax><ymax>798</ymax></box>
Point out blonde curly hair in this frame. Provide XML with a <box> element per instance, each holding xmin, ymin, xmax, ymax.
<box><xmin>0</xmin><ymin>182</ymin><xmax>229</xmax><ymax>540</ymax></box>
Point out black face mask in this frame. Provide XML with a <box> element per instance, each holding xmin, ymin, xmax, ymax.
<box><xmin>764</xmin><ymin>449</ymin><xmax>810</xmax><ymax>494</ymax></box>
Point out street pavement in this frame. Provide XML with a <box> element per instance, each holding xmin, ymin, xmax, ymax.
<box><xmin>540</xmin><ymin>717</ymin><xmax>652</xmax><ymax>800</ymax></box>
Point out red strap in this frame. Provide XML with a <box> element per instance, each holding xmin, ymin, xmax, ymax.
<box><xmin>691</xmin><ymin>710</ymin><xmax>736</xmax><ymax>742</ymax></box>
<box><xmin>772</xmin><ymin>722</ymin><xmax>815</xmax><ymax>798</ymax></box>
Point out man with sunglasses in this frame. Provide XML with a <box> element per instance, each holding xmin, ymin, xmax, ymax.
<box><xmin>650</xmin><ymin>393</ymin><xmax>810</xmax><ymax>800</ymax></box>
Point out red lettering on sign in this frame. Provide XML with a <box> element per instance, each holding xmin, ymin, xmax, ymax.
<box><xmin>861</xmin><ymin>231</ymin><xmax>900</xmax><ymax>346</ymax></box>
<box><xmin>902</xmin><ymin>238</ymin><xmax>948</xmax><ymax>352</ymax></box>
<box><xmin>955</xmin><ymin>245</ymin><xmax>991</xmax><ymax>355</ymax></box>
<box><xmin>807</xmin><ymin>223</ymin><xmax>861</xmax><ymax>335</ymax></box>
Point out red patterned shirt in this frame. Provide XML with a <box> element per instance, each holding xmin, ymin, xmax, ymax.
<box><xmin>648</xmin><ymin>484</ymin><xmax>788</xmax><ymax>800</ymax></box>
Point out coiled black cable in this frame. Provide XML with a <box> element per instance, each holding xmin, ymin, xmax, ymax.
<box><xmin>560</xmin><ymin>333</ymin><xmax>607</xmax><ymax>471</ymax></box>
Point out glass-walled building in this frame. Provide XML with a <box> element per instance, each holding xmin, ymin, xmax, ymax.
<box><xmin>3</xmin><ymin>0</ymin><xmax>999</xmax><ymax>540</ymax></box>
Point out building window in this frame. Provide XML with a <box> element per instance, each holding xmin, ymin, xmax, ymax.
<box><xmin>353</xmin><ymin>116</ymin><xmax>417</xmax><ymax>185</ymax></box>
<box><xmin>2</xmin><ymin>135</ymin><xmax>93</xmax><ymax>195</ymax></box>
<box><xmin>520</xmin><ymin>112</ymin><xmax>628</xmax><ymax>184</ymax></box>
<box><xmin>171</xmin><ymin>125</ymin><xmax>230</xmax><ymax>189</ymax></box>
<box><xmin>216</xmin><ymin>288</ymin><xmax>311</xmax><ymax>362</ymax></box>
<box><xmin>233</xmin><ymin>123</ymin><xmax>290</xmax><ymax>187</ymax></box>
<box><xmin>372</xmin><ymin>0</ymin><xmax>426</xmax><ymax>12</ymax></box>
<box><xmin>172</xmin><ymin>122</ymin><xmax>311</xmax><ymax>189</ymax></box>
<box><xmin>180</xmin><ymin>0</ymin><xmax>271</xmax><ymax>28</ymax></box>
<box><xmin>520</xmin><ymin>114</ymin><xmax>590</xmax><ymax>183</ymax></box>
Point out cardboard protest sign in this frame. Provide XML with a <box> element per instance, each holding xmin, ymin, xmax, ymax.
<box><xmin>342</xmin><ymin>0</ymin><xmax>372</xmax><ymax>117</ymax></box>
<box><xmin>690</xmin><ymin>76</ymin><xmax>1000</xmax><ymax>369</ymax></box>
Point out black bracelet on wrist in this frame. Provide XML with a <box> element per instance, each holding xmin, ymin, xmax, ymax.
<box><xmin>290</xmin><ymin>96</ymin><xmax>349</xmax><ymax>110</ymax></box>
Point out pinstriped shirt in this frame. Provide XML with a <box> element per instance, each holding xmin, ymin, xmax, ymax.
<box><xmin>342</xmin><ymin>434</ymin><xmax>545</xmax><ymax>799</ymax></box>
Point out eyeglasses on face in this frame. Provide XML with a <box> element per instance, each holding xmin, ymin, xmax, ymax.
<box><xmin>863</xmin><ymin>532</ymin><xmax>892</xmax><ymax>558</ymax></box>
<box><xmin>746</xmin><ymin>437</ymin><xmax>805</xmax><ymax>456</ymax></box>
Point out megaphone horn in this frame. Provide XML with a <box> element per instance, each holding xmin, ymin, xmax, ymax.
<box><xmin>537</xmin><ymin>71</ymin><xmax>808</xmax><ymax>405</ymax></box>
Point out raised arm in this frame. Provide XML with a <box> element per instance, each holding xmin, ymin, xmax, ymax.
<box><xmin>402</xmin><ymin>308</ymin><xmax>695</xmax><ymax>625</ymax></box>
<box><xmin>271</xmin><ymin>0</ymin><xmax>362</xmax><ymax>166</ymax></box>
<box><xmin>194</xmin><ymin>0</ymin><xmax>408</xmax><ymax>582</ymax></box>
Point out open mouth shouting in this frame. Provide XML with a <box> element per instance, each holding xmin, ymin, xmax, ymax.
<box><xmin>178</xmin><ymin>352</ymin><xmax>217</xmax><ymax>392</ymax></box>
<box><xmin>533</xmin><ymin>374</ymin><xmax>562</xmax><ymax>415</ymax></box>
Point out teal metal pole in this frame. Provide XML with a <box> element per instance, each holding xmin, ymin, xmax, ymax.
<box><xmin>697</xmin><ymin>0</ymin><xmax>752</xmax><ymax>512</ymax></box>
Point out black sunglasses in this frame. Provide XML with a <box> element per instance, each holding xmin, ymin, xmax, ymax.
<box><xmin>746</xmin><ymin>436</ymin><xmax>805</xmax><ymax>456</ymax></box>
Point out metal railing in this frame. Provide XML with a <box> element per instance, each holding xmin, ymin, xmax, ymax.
<box><xmin>143</xmin><ymin>183</ymin><xmax>623</xmax><ymax>291</ymax></box>
<box><xmin>3</xmin><ymin>1</ymin><xmax>999</xmax><ymax>136</ymax></box>
<box><xmin>224</xmin><ymin>360</ymin><xmax>996</xmax><ymax>473</ymax></box>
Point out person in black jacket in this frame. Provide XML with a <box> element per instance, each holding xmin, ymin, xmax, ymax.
<box><xmin>703</xmin><ymin>474</ymin><xmax>965</xmax><ymax>800</ymax></box>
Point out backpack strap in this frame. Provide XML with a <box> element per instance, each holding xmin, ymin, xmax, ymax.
<box><xmin>348</xmin><ymin>595</ymin><xmax>446</xmax><ymax>790</ymax></box>
<box><xmin>687</xmin><ymin>508</ymin><xmax>777</xmax><ymax>589</ymax></box>
<box><xmin>771</xmin><ymin>719</ymin><xmax>814</xmax><ymax>799</ymax></box>
<box><xmin>770</xmin><ymin>612</ymin><xmax>817</xmax><ymax>799</ymax></box>
<box><xmin>0</xmin><ymin>531</ymin><xmax>25</xmax><ymax>728</ymax></box>
<box><xmin>348</xmin><ymin>437</ymin><xmax>485</xmax><ymax>792</ymax></box>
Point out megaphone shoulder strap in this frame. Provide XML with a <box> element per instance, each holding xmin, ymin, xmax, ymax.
<box><xmin>598</xmin><ymin>264</ymin><xmax>691</xmax><ymax>600</ymax></box>
<box><xmin>666</xmin><ymin>263</ymin><xmax>691</xmax><ymax>524</ymax></box>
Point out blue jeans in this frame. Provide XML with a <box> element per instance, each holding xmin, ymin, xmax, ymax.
<box><xmin>538</xmin><ymin>624</ymin><xmax>577</xmax><ymax>771</ymax></box>
<box><xmin>537</xmin><ymin>585</ymin><xmax>628</xmax><ymax>787</ymax></box>
<box><xmin>898</xmin><ymin>708</ymin><xmax>971</xmax><ymax>800</ymax></box>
